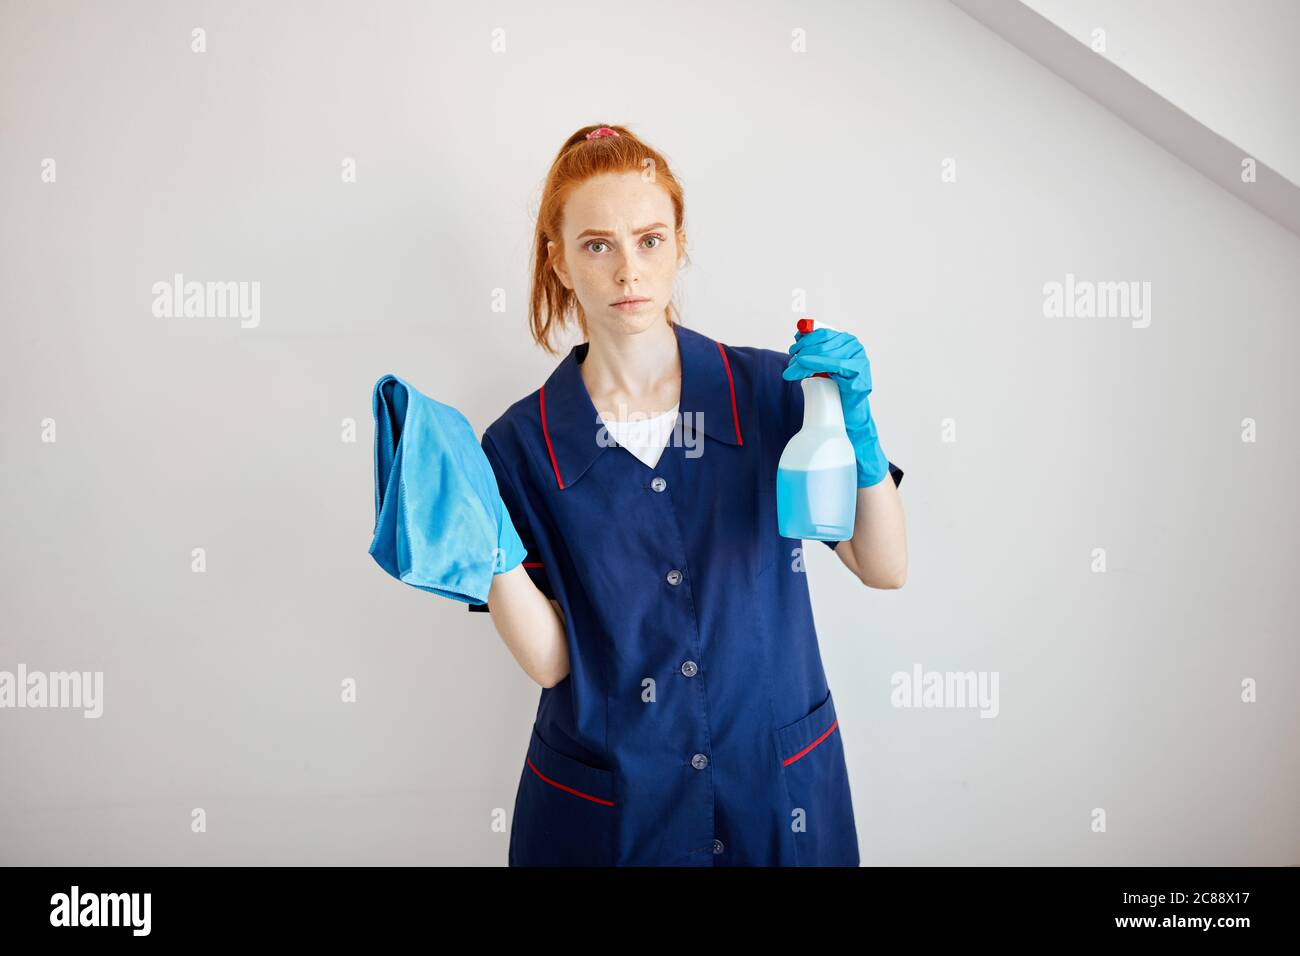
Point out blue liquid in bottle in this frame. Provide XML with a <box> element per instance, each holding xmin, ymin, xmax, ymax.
<box><xmin>777</xmin><ymin>463</ymin><xmax>857</xmax><ymax>540</ymax></box>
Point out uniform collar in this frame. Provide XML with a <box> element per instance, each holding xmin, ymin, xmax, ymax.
<box><xmin>538</xmin><ymin>322</ymin><xmax>744</xmax><ymax>489</ymax></box>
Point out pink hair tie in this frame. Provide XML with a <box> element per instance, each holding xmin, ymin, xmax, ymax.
<box><xmin>586</xmin><ymin>126</ymin><xmax>619</xmax><ymax>140</ymax></box>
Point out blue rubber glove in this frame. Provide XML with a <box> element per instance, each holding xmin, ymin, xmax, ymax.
<box><xmin>369</xmin><ymin>374</ymin><xmax>527</xmax><ymax>604</ymax></box>
<box><xmin>782</xmin><ymin>326</ymin><xmax>892</xmax><ymax>488</ymax></box>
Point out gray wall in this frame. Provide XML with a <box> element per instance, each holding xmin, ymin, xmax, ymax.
<box><xmin>1</xmin><ymin>0</ymin><xmax>1296</xmax><ymax>865</ymax></box>
<box><xmin>1023</xmin><ymin>0</ymin><xmax>1300</xmax><ymax>184</ymax></box>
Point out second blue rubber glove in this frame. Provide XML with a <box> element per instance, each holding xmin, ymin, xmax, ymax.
<box><xmin>782</xmin><ymin>326</ymin><xmax>892</xmax><ymax>488</ymax></box>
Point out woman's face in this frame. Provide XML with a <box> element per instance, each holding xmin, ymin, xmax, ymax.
<box><xmin>549</xmin><ymin>170</ymin><xmax>685</xmax><ymax>336</ymax></box>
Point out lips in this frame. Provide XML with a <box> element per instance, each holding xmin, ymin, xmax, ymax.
<box><xmin>612</xmin><ymin>297</ymin><xmax>650</xmax><ymax>306</ymax></box>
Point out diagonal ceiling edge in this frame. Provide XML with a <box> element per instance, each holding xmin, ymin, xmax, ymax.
<box><xmin>948</xmin><ymin>0</ymin><xmax>1300</xmax><ymax>239</ymax></box>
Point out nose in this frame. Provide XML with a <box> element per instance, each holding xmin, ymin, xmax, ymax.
<box><xmin>614</xmin><ymin>246</ymin><xmax>640</xmax><ymax>284</ymax></box>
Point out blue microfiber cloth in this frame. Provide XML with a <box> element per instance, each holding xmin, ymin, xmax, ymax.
<box><xmin>368</xmin><ymin>373</ymin><xmax>526</xmax><ymax>605</ymax></box>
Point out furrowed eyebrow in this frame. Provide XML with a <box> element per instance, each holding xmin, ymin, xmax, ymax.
<box><xmin>575</xmin><ymin>223</ymin><xmax>669</xmax><ymax>240</ymax></box>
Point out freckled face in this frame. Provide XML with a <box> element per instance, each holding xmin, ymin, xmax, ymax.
<box><xmin>548</xmin><ymin>171</ymin><xmax>685</xmax><ymax>334</ymax></box>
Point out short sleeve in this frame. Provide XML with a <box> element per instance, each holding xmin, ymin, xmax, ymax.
<box><xmin>468</xmin><ymin>431</ymin><xmax>556</xmax><ymax>613</ymax></box>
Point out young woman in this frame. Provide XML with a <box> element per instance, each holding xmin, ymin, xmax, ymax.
<box><xmin>468</xmin><ymin>124</ymin><xmax>908</xmax><ymax>866</ymax></box>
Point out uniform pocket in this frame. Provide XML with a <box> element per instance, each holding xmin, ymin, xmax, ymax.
<box><xmin>773</xmin><ymin>689</ymin><xmax>860</xmax><ymax>866</ymax></box>
<box><xmin>509</xmin><ymin>724</ymin><xmax>619</xmax><ymax>867</ymax></box>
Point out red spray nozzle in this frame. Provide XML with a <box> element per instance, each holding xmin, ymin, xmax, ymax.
<box><xmin>795</xmin><ymin>317</ymin><xmax>830</xmax><ymax>377</ymax></box>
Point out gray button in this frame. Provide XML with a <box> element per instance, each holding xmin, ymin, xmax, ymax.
<box><xmin>691</xmin><ymin>753</ymin><xmax>709</xmax><ymax>770</ymax></box>
<box><xmin>651</xmin><ymin>476</ymin><xmax>667</xmax><ymax>492</ymax></box>
<box><xmin>666</xmin><ymin>569</ymin><xmax>683</xmax><ymax>586</ymax></box>
<box><xmin>681</xmin><ymin>660</ymin><xmax>698</xmax><ymax>677</ymax></box>
<box><xmin>712</xmin><ymin>839</ymin><xmax>724</xmax><ymax>855</ymax></box>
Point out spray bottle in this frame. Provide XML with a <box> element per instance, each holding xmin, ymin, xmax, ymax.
<box><xmin>776</xmin><ymin>318</ymin><xmax>857</xmax><ymax>540</ymax></box>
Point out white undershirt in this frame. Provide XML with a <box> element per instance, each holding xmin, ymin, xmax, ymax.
<box><xmin>599</xmin><ymin>404</ymin><xmax>680</xmax><ymax>470</ymax></box>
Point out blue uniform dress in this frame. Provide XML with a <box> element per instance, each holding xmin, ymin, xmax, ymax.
<box><xmin>468</xmin><ymin>322</ymin><xmax>903</xmax><ymax>866</ymax></box>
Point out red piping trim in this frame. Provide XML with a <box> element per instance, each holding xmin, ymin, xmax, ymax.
<box><xmin>539</xmin><ymin>385</ymin><xmax>564</xmax><ymax>489</ymax></box>
<box><xmin>716</xmin><ymin>342</ymin><xmax>743</xmax><ymax>445</ymax></box>
<box><xmin>782</xmin><ymin>718</ymin><xmax>838</xmax><ymax>766</ymax></box>
<box><xmin>523</xmin><ymin>562</ymin><xmax>543</xmax><ymax>569</ymax></box>
<box><xmin>526</xmin><ymin>756</ymin><xmax>616</xmax><ymax>806</ymax></box>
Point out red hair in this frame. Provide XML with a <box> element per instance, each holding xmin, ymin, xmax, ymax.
<box><xmin>529</xmin><ymin>124</ymin><xmax>690</xmax><ymax>356</ymax></box>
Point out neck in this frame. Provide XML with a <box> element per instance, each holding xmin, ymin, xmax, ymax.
<box><xmin>580</xmin><ymin>314</ymin><xmax>682</xmax><ymax>416</ymax></box>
